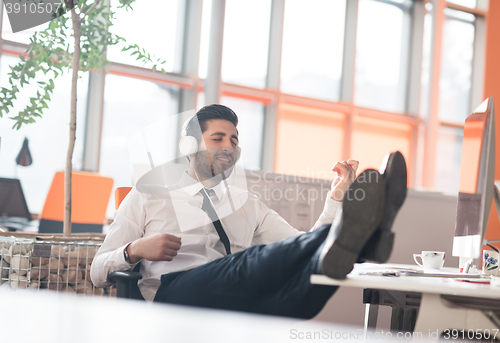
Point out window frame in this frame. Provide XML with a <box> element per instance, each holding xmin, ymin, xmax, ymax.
<box><xmin>0</xmin><ymin>0</ymin><xmax>489</xmax><ymax>205</ymax></box>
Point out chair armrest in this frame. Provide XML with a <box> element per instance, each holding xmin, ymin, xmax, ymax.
<box><xmin>108</xmin><ymin>271</ymin><xmax>143</xmax><ymax>299</ymax></box>
<box><xmin>108</xmin><ymin>270</ymin><xmax>142</xmax><ymax>283</ymax></box>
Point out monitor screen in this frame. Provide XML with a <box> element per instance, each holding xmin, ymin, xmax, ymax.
<box><xmin>0</xmin><ymin>178</ymin><xmax>31</xmax><ymax>221</ymax></box>
<box><xmin>452</xmin><ymin>97</ymin><xmax>495</xmax><ymax>260</ymax></box>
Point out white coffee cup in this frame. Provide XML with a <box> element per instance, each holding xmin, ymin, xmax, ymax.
<box><xmin>413</xmin><ymin>251</ymin><xmax>445</xmax><ymax>269</ymax></box>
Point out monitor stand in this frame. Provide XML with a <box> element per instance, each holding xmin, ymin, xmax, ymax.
<box><xmin>456</xmin><ymin>184</ymin><xmax>500</xmax><ymax>272</ymax></box>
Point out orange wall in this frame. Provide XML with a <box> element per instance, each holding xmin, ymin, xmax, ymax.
<box><xmin>484</xmin><ymin>0</ymin><xmax>500</xmax><ymax>245</ymax></box>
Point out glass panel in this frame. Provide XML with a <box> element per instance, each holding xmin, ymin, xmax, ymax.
<box><xmin>198</xmin><ymin>0</ymin><xmax>212</xmax><ymax>80</ymax></box>
<box><xmin>107</xmin><ymin>0</ymin><xmax>182</xmax><ymax>72</ymax></box>
<box><xmin>221</xmin><ymin>0</ymin><xmax>272</xmax><ymax>88</ymax></box>
<box><xmin>220</xmin><ymin>96</ymin><xmax>264</xmax><ymax>170</ymax></box>
<box><xmin>350</xmin><ymin>115</ymin><xmax>412</xmax><ymax>182</ymax></box>
<box><xmin>446</xmin><ymin>0</ymin><xmax>477</xmax><ymax>8</ymax></box>
<box><xmin>438</xmin><ymin>10</ymin><xmax>475</xmax><ymax>123</ymax></box>
<box><xmin>101</xmin><ymin>74</ymin><xmax>179</xmax><ymax>217</ymax></box>
<box><xmin>0</xmin><ymin>54</ymin><xmax>88</xmax><ymax>213</ymax></box>
<box><xmin>445</xmin><ymin>8</ymin><xmax>475</xmax><ymax>21</ymax></box>
<box><xmin>1</xmin><ymin>9</ymin><xmax>50</xmax><ymax>44</ymax></box>
<box><xmin>434</xmin><ymin>126</ymin><xmax>463</xmax><ymax>193</ymax></box>
<box><xmin>354</xmin><ymin>0</ymin><xmax>409</xmax><ymax>113</ymax></box>
<box><xmin>275</xmin><ymin>103</ymin><xmax>346</xmax><ymax>180</ymax></box>
<box><xmin>280</xmin><ymin>0</ymin><xmax>346</xmax><ymax>101</ymax></box>
<box><xmin>197</xmin><ymin>91</ymin><xmax>206</xmax><ymax>110</ymax></box>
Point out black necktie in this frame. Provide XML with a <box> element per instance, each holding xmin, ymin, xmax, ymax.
<box><xmin>200</xmin><ymin>188</ymin><xmax>232</xmax><ymax>255</ymax></box>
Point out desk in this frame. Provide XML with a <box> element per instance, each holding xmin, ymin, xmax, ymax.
<box><xmin>311</xmin><ymin>263</ymin><xmax>500</xmax><ymax>338</ymax></box>
<box><xmin>0</xmin><ymin>288</ymin><xmax>367</xmax><ymax>343</ymax></box>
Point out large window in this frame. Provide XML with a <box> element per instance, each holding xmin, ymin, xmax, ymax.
<box><xmin>438</xmin><ymin>9</ymin><xmax>475</xmax><ymax>123</ymax></box>
<box><xmin>0</xmin><ymin>0</ymin><xmax>488</xmax><ymax>218</ymax></box>
<box><xmin>432</xmin><ymin>8</ymin><xmax>476</xmax><ymax>193</ymax></box>
<box><xmin>435</xmin><ymin>126</ymin><xmax>463</xmax><ymax>193</ymax></box>
<box><xmin>107</xmin><ymin>0</ymin><xmax>183</xmax><ymax>72</ymax></box>
<box><xmin>350</xmin><ymin>116</ymin><xmax>413</xmax><ymax>175</ymax></box>
<box><xmin>353</xmin><ymin>0</ymin><xmax>411</xmax><ymax>113</ymax></box>
<box><xmin>275</xmin><ymin>103</ymin><xmax>345</xmax><ymax>179</ymax></box>
<box><xmin>221</xmin><ymin>0</ymin><xmax>272</xmax><ymax>89</ymax></box>
<box><xmin>280</xmin><ymin>0</ymin><xmax>346</xmax><ymax>101</ymax></box>
<box><xmin>100</xmin><ymin>74</ymin><xmax>179</xmax><ymax>217</ymax></box>
<box><xmin>0</xmin><ymin>54</ymin><xmax>88</xmax><ymax>213</ymax></box>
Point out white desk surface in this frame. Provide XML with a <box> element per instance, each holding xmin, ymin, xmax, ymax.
<box><xmin>311</xmin><ymin>263</ymin><xmax>500</xmax><ymax>299</ymax></box>
<box><xmin>0</xmin><ymin>288</ymin><xmax>364</xmax><ymax>343</ymax></box>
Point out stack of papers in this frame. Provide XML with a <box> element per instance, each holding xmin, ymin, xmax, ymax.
<box><xmin>355</xmin><ymin>264</ymin><xmax>484</xmax><ymax>278</ymax></box>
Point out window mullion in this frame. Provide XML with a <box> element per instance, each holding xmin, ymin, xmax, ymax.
<box><xmin>83</xmin><ymin>0</ymin><xmax>110</xmax><ymax>173</ymax></box>
<box><xmin>266</xmin><ymin>0</ymin><xmax>284</xmax><ymax>91</ymax></box>
<box><xmin>407</xmin><ymin>0</ymin><xmax>425</xmax><ymax>188</ymax></box>
<box><xmin>178</xmin><ymin>0</ymin><xmax>203</xmax><ymax>151</ymax></box>
<box><xmin>83</xmin><ymin>71</ymin><xmax>105</xmax><ymax>172</ymax></box>
<box><xmin>341</xmin><ymin>0</ymin><xmax>358</xmax><ymax>162</ymax></box>
<box><xmin>340</xmin><ymin>0</ymin><xmax>358</xmax><ymax>104</ymax></box>
<box><xmin>470</xmin><ymin>15</ymin><xmax>486</xmax><ymax>112</ymax></box>
<box><xmin>173</xmin><ymin>0</ymin><xmax>188</xmax><ymax>74</ymax></box>
<box><xmin>205</xmin><ymin>0</ymin><xmax>225</xmax><ymax>104</ymax></box>
<box><xmin>422</xmin><ymin>0</ymin><xmax>446</xmax><ymax>189</ymax></box>
<box><xmin>262</xmin><ymin>0</ymin><xmax>284</xmax><ymax>171</ymax></box>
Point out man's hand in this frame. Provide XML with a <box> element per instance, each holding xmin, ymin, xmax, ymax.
<box><xmin>330</xmin><ymin>159</ymin><xmax>359</xmax><ymax>202</ymax></box>
<box><xmin>127</xmin><ymin>233</ymin><xmax>182</xmax><ymax>264</ymax></box>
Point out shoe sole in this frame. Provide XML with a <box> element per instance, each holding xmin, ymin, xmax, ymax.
<box><xmin>361</xmin><ymin>152</ymin><xmax>407</xmax><ymax>263</ymax></box>
<box><xmin>319</xmin><ymin>169</ymin><xmax>385</xmax><ymax>279</ymax></box>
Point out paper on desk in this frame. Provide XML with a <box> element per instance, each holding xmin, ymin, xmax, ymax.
<box><xmin>398</xmin><ymin>269</ymin><xmax>482</xmax><ymax>278</ymax></box>
<box><xmin>355</xmin><ymin>264</ymin><xmax>483</xmax><ymax>278</ymax></box>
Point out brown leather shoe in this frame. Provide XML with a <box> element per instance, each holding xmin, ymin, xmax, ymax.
<box><xmin>319</xmin><ymin>169</ymin><xmax>386</xmax><ymax>279</ymax></box>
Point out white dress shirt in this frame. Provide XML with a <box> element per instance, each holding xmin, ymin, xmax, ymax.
<box><xmin>91</xmin><ymin>172</ymin><xmax>341</xmax><ymax>301</ymax></box>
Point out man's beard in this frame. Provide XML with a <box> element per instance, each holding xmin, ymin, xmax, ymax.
<box><xmin>193</xmin><ymin>149</ymin><xmax>234</xmax><ymax>182</ymax></box>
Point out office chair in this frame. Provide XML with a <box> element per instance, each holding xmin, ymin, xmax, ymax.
<box><xmin>107</xmin><ymin>186</ymin><xmax>143</xmax><ymax>299</ymax></box>
<box><xmin>38</xmin><ymin>171</ymin><xmax>113</xmax><ymax>234</ymax></box>
<box><xmin>114</xmin><ymin>187</ymin><xmax>133</xmax><ymax>210</ymax></box>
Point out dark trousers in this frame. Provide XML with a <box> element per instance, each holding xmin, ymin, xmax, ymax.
<box><xmin>153</xmin><ymin>224</ymin><xmax>338</xmax><ymax>319</ymax></box>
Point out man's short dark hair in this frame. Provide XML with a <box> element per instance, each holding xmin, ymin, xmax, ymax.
<box><xmin>185</xmin><ymin>104</ymin><xmax>238</xmax><ymax>141</ymax></box>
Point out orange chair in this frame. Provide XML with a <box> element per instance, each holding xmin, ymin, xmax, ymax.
<box><xmin>38</xmin><ymin>171</ymin><xmax>113</xmax><ymax>234</ymax></box>
<box><xmin>114</xmin><ymin>187</ymin><xmax>133</xmax><ymax>210</ymax></box>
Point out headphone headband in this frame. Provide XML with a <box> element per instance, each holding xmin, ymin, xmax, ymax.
<box><xmin>181</xmin><ymin>112</ymin><xmax>197</xmax><ymax>139</ymax></box>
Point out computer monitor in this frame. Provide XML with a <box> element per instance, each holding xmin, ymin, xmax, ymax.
<box><xmin>452</xmin><ymin>97</ymin><xmax>495</xmax><ymax>263</ymax></box>
<box><xmin>0</xmin><ymin>178</ymin><xmax>32</xmax><ymax>230</ymax></box>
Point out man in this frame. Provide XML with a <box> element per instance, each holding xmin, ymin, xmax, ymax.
<box><xmin>91</xmin><ymin>104</ymin><xmax>407</xmax><ymax>319</ymax></box>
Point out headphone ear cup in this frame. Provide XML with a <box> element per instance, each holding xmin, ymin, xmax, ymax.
<box><xmin>179</xmin><ymin>136</ymin><xmax>199</xmax><ymax>156</ymax></box>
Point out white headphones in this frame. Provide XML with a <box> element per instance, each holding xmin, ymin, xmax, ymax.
<box><xmin>179</xmin><ymin>114</ymin><xmax>241</xmax><ymax>161</ymax></box>
<box><xmin>179</xmin><ymin>134</ymin><xmax>199</xmax><ymax>156</ymax></box>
